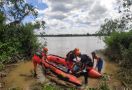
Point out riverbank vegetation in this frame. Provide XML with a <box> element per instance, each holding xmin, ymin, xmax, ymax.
<box><xmin>0</xmin><ymin>0</ymin><xmax>44</xmax><ymax>68</ymax></box>
<box><xmin>104</xmin><ymin>31</ymin><xmax>132</xmax><ymax>88</ymax></box>
<box><xmin>98</xmin><ymin>0</ymin><xmax>132</xmax><ymax>88</ymax></box>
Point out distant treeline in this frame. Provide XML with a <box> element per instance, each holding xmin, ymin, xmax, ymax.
<box><xmin>36</xmin><ymin>34</ymin><xmax>108</xmax><ymax>37</ymax></box>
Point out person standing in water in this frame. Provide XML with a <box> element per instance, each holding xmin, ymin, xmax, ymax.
<box><xmin>91</xmin><ymin>52</ymin><xmax>103</xmax><ymax>73</ymax></box>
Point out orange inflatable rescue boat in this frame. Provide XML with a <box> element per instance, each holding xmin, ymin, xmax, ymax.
<box><xmin>47</xmin><ymin>54</ymin><xmax>102</xmax><ymax>78</ymax></box>
<box><xmin>41</xmin><ymin>57</ymin><xmax>81</xmax><ymax>86</ymax></box>
<box><xmin>34</xmin><ymin>54</ymin><xmax>102</xmax><ymax>85</ymax></box>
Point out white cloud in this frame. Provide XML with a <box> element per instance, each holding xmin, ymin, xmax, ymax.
<box><xmin>36</xmin><ymin>0</ymin><xmax>119</xmax><ymax>34</ymax></box>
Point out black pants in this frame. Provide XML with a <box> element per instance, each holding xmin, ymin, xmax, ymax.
<box><xmin>75</xmin><ymin>71</ymin><xmax>88</xmax><ymax>84</ymax></box>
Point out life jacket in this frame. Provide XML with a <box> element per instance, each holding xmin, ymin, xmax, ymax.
<box><xmin>33</xmin><ymin>54</ymin><xmax>41</xmax><ymax>64</ymax></box>
<box><xmin>35</xmin><ymin>51</ymin><xmax>42</xmax><ymax>58</ymax></box>
<box><xmin>33</xmin><ymin>51</ymin><xmax>47</xmax><ymax>64</ymax></box>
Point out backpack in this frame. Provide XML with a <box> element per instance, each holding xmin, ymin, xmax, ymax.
<box><xmin>81</xmin><ymin>54</ymin><xmax>93</xmax><ymax>67</ymax></box>
<box><xmin>35</xmin><ymin>51</ymin><xmax>42</xmax><ymax>58</ymax></box>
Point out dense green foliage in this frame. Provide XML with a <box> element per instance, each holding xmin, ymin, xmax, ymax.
<box><xmin>104</xmin><ymin>31</ymin><xmax>132</xmax><ymax>61</ymax></box>
<box><xmin>0</xmin><ymin>20</ymin><xmax>39</xmax><ymax>63</ymax></box>
<box><xmin>104</xmin><ymin>31</ymin><xmax>132</xmax><ymax>86</ymax></box>
<box><xmin>98</xmin><ymin>0</ymin><xmax>132</xmax><ymax>87</ymax></box>
<box><xmin>0</xmin><ymin>0</ymin><xmax>44</xmax><ymax>64</ymax></box>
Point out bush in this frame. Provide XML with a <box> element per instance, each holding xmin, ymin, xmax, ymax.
<box><xmin>0</xmin><ymin>0</ymin><xmax>45</xmax><ymax>64</ymax></box>
<box><xmin>98</xmin><ymin>74</ymin><xmax>110</xmax><ymax>90</ymax></box>
<box><xmin>104</xmin><ymin>31</ymin><xmax>132</xmax><ymax>86</ymax></box>
<box><xmin>0</xmin><ymin>12</ymin><xmax>40</xmax><ymax>64</ymax></box>
<box><xmin>104</xmin><ymin>31</ymin><xmax>132</xmax><ymax>62</ymax></box>
<box><xmin>0</xmin><ymin>63</ymin><xmax>4</xmax><ymax>71</ymax></box>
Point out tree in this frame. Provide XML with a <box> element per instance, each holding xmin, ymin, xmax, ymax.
<box><xmin>98</xmin><ymin>0</ymin><xmax>132</xmax><ymax>35</ymax></box>
<box><xmin>0</xmin><ymin>0</ymin><xmax>38</xmax><ymax>23</ymax></box>
<box><xmin>0</xmin><ymin>0</ymin><xmax>45</xmax><ymax>63</ymax></box>
<box><xmin>98</xmin><ymin>0</ymin><xmax>132</xmax><ymax>86</ymax></box>
<box><xmin>118</xmin><ymin>0</ymin><xmax>132</xmax><ymax>30</ymax></box>
<box><xmin>98</xmin><ymin>19</ymin><xmax>120</xmax><ymax>35</ymax></box>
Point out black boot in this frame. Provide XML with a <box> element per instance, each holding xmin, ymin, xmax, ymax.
<box><xmin>33</xmin><ymin>71</ymin><xmax>37</xmax><ymax>77</ymax></box>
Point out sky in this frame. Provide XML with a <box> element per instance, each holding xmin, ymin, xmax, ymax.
<box><xmin>25</xmin><ymin>0</ymin><xmax>120</xmax><ymax>34</ymax></box>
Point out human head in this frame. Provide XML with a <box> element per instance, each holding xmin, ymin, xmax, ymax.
<box><xmin>91</xmin><ymin>52</ymin><xmax>96</xmax><ymax>58</ymax></box>
<box><xmin>74</xmin><ymin>48</ymin><xmax>81</xmax><ymax>56</ymax></box>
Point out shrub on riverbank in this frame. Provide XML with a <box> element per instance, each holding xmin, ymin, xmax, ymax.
<box><xmin>0</xmin><ymin>0</ymin><xmax>45</xmax><ymax>64</ymax></box>
<box><xmin>0</xmin><ymin>15</ymin><xmax>40</xmax><ymax>64</ymax></box>
<box><xmin>104</xmin><ymin>30</ymin><xmax>132</xmax><ymax>87</ymax></box>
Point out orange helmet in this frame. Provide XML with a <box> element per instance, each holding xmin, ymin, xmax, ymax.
<box><xmin>74</xmin><ymin>48</ymin><xmax>80</xmax><ymax>56</ymax></box>
<box><xmin>43</xmin><ymin>47</ymin><xmax>48</xmax><ymax>52</ymax></box>
<box><xmin>74</xmin><ymin>48</ymin><xmax>79</xmax><ymax>52</ymax></box>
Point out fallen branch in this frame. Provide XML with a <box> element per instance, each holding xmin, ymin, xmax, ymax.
<box><xmin>121</xmin><ymin>81</ymin><xmax>130</xmax><ymax>90</ymax></box>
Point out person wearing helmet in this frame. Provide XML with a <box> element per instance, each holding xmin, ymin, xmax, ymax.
<box><xmin>66</xmin><ymin>48</ymin><xmax>80</xmax><ymax>61</ymax></box>
<box><xmin>42</xmin><ymin>47</ymin><xmax>48</xmax><ymax>60</ymax></box>
<box><xmin>91</xmin><ymin>52</ymin><xmax>103</xmax><ymax>73</ymax></box>
<box><xmin>65</xmin><ymin>48</ymin><xmax>81</xmax><ymax>73</ymax></box>
<box><xmin>32</xmin><ymin>47</ymin><xmax>48</xmax><ymax>77</ymax></box>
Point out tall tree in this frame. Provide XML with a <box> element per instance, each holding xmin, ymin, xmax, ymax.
<box><xmin>98</xmin><ymin>19</ymin><xmax>120</xmax><ymax>35</ymax></box>
<box><xmin>98</xmin><ymin>0</ymin><xmax>132</xmax><ymax>35</ymax></box>
<box><xmin>0</xmin><ymin>0</ymin><xmax>38</xmax><ymax>23</ymax></box>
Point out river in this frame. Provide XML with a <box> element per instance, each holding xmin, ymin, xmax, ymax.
<box><xmin>38</xmin><ymin>36</ymin><xmax>105</xmax><ymax>57</ymax></box>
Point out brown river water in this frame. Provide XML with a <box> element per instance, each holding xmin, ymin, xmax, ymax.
<box><xmin>1</xmin><ymin>36</ymin><xmax>123</xmax><ymax>90</ymax></box>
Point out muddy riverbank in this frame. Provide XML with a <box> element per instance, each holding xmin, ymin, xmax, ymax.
<box><xmin>0</xmin><ymin>53</ymin><xmax>126</xmax><ymax>90</ymax></box>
